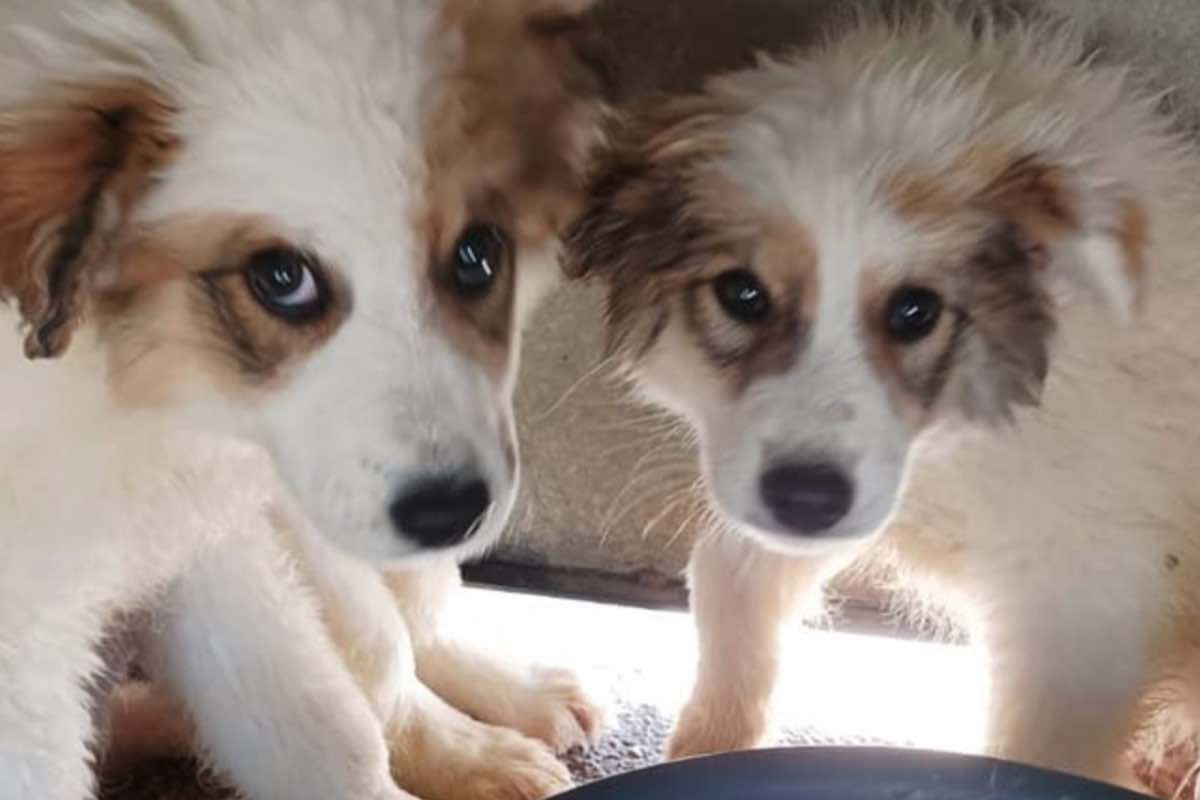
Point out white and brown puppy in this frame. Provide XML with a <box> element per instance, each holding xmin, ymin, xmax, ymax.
<box><xmin>568</xmin><ymin>5</ymin><xmax>1200</xmax><ymax>788</ymax></box>
<box><xmin>0</xmin><ymin>1</ymin><xmax>604</xmax><ymax>799</ymax></box>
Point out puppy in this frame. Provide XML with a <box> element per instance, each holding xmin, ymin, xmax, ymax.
<box><xmin>0</xmin><ymin>1</ymin><xmax>604</xmax><ymax>799</ymax></box>
<box><xmin>568</xmin><ymin>4</ymin><xmax>1200</xmax><ymax>788</ymax></box>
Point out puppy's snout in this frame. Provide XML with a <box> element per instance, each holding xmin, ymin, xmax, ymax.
<box><xmin>760</xmin><ymin>460</ymin><xmax>854</xmax><ymax>535</ymax></box>
<box><xmin>389</xmin><ymin>472</ymin><xmax>492</xmax><ymax>549</ymax></box>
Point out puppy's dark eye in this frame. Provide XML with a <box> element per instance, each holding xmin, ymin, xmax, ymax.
<box><xmin>453</xmin><ymin>224</ymin><xmax>508</xmax><ymax>296</ymax></box>
<box><xmin>245</xmin><ymin>248</ymin><xmax>326</xmax><ymax>323</ymax></box>
<box><xmin>885</xmin><ymin>286</ymin><xmax>943</xmax><ymax>343</ymax></box>
<box><xmin>713</xmin><ymin>268</ymin><xmax>771</xmax><ymax>324</ymax></box>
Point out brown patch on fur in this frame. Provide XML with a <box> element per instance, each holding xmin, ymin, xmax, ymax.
<box><xmin>193</xmin><ymin>263</ymin><xmax>346</xmax><ymax>384</ymax></box>
<box><xmin>880</xmin><ymin>171</ymin><xmax>964</xmax><ymax>221</ymax></box>
<box><xmin>861</xmin><ymin>222</ymin><xmax>1055</xmax><ymax>425</ymax></box>
<box><xmin>97</xmin><ymin>214</ymin><xmax>349</xmax><ymax>405</ymax></box>
<box><xmin>99</xmin><ymin>682</ymin><xmax>194</xmax><ymax>778</ymax></box>
<box><xmin>427</xmin><ymin>0</ymin><xmax>610</xmax><ymax>240</ymax></box>
<box><xmin>884</xmin><ymin>149</ymin><xmax>1081</xmax><ymax>243</ymax></box>
<box><xmin>944</xmin><ymin>221</ymin><xmax>1055</xmax><ymax>421</ymax></box>
<box><xmin>871</xmin><ymin>153</ymin><xmax>1074</xmax><ymax>424</ymax></box>
<box><xmin>422</xmin><ymin>0</ymin><xmax>610</xmax><ymax>377</ymax></box>
<box><xmin>566</xmin><ymin>94</ymin><xmax>742</xmax><ymax>353</ymax></box>
<box><xmin>0</xmin><ymin>82</ymin><xmax>178</xmax><ymax>358</ymax></box>
<box><xmin>682</xmin><ymin>218</ymin><xmax>816</xmax><ymax>394</ymax></box>
<box><xmin>419</xmin><ymin>198</ymin><xmax>519</xmax><ymax>382</ymax></box>
<box><xmin>979</xmin><ymin>155</ymin><xmax>1079</xmax><ymax>242</ymax></box>
<box><xmin>1115</xmin><ymin>196</ymin><xmax>1150</xmax><ymax>311</ymax></box>
<box><xmin>859</xmin><ymin>269</ymin><xmax>938</xmax><ymax>426</ymax></box>
<box><xmin>567</xmin><ymin>91</ymin><xmax>823</xmax><ymax>395</ymax></box>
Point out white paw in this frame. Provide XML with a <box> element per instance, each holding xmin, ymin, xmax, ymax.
<box><xmin>511</xmin><ymin>667</ymin><xmax>605</xmax><ymax>754</ymax></box>
<box><xmin>395</xmin><ymin>719</ymin><xmax>572</xmax><ymax>800</ymax></box>
<box><xmin>451</xmin><ymin>728</ymin><xmax>572</xmax><ymax>800</ymax></box>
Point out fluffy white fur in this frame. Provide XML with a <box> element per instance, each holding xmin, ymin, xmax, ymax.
<box><xmin>0</xmin><ymin>2</ymin><xmax>603</xmax><ymax>799</ymax></box>
<box><xmin>570</xmin><ymin>6</ymin><xmax>1200</xmax><ymax>791</ymax></box>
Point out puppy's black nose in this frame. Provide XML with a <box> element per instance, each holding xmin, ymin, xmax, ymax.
<box><xmin>759</xmin><ymin>461</ymin><xmax>854</xmax><ymax>535</ymax></box>
<box><xmin>389</xmin><ymin>476</ymin><xmax>491</xmax><ymax>549</ymax></box>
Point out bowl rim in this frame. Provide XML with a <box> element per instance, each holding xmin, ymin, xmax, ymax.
<box><xmin>555</xmin><ymin>746</ymin><xmax>1149</xmax><ymax>799</ymax></box>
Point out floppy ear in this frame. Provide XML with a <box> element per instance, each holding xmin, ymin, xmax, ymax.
<box><xmin>563</xmin><ymin>96</ymin><xmax>740</xmax><ymax>359</ymax></box>
<box><xmin>564</xmin><ymin>95</ymin><xmax>732</xmax><ymax>281</ymax></box>
<box><xmin>979</xmin><ymin>154</ymin><xmax>1150</xmax><ymax>320</ymax></box>
<box><xmin>0</xmin><ymin>82</ymin><xmax>176</xmax><ymax>359</ymax></box>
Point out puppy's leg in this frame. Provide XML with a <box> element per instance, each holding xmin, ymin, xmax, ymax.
<box><xmin>268</xmin><ymin>499</ymin><xmax>570</xmax><ymax>800</ymax></box>
<box><xmin>668</xmin><ymin>531</ymin><xmax>852</xmax><ymax>760</ymax></box>
<box><xmin>272</xmin><ymin>497</ymin><xmax>412</xmax><ymax>722</ymax></box>
<box><xmin>982</xmin><ymin>602</ymin><xmax>1152</xmax><ymax>787</ymax></box>
<box><xmin>0</xmin><ymin>619</ymin><xmax>99</xmax><ymax>800</ymax></box>
<box><xmin>385</xmin><ymin>560</ymin><xmax>603</xmax><ymax>754</ymax></box>
<box><xmin>388</xmin><ymin>682</ymin><xmax>572</xmax><ymax>800</ymax></box>
<box><xmin>148</xmin><ymin>531</ymin><xmax>409</xmax><ymax>800</ymax></box>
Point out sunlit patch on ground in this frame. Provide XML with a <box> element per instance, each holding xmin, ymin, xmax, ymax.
<box><xmin>452</xmin><ymin>588</ymin><xmax>990</xmax><ymax>779</ymax></box>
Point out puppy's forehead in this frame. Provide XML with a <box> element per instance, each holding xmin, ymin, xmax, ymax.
<box><xmin>137</xmin><ymin>12</ymin><xmax>439</xmax><ymax>253</ymax></box>
<box><xmin>142</xmin><ymin>107</ymin><xmax>426</xmax><ymax>274</ymax></box>
<box><xmin>715</xmin><ymin>142</ymin><xmax>919</xmax><ymax>290</ymax></box>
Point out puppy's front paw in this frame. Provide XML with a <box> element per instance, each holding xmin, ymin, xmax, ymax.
<box><xmin>509</xmin><ymin>667</ymin><xmax>605</xmax><ymax>754</ymax></box>
<box><xmin>667</xmin><ymin>693</ymin><xmax>767</xmax><ymax>760</ymax></box>
<box><xmin>451</xmin><ymin>729</ymin><xmax>571</xmax><ymax>800</ymax></box>
<box><xmin>392</xmin><ymin>706</ymin><xmax>572</xmax><ymax>800</ymax></box>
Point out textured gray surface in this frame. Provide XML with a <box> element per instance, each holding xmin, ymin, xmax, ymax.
<box><xmin>502</xmin><ymin>0</ymin><xmax>1200</xmax><ymax>585</ymax></box>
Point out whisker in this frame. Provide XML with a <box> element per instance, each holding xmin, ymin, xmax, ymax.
<box><xmin>529</xmin><ymin>355</ymin><xmax>620</xmax><ymax>423</ymax></box>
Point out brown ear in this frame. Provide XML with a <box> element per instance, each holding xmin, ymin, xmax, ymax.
<box><xmin>562</xmin><ymin>95</ymin><xmax>741</xmax><ymax>359</ymax></box>
<box><xmin>0</xmin><ymin>82</ymin><xmax>176</xmax><ymax>359</ymax></box>
<box><xmin>564</xmin><ymin>94</ymin><xmax>733</xmax><ymax>281</ymax></box>
<box><xmin>979</xmin><ymin>154</ymin><xmax>1150</xmax><ymax>318</ymax></box>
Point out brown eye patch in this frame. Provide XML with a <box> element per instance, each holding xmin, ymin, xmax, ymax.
<box><xmin>862</xmin><ymin>221</ymin><xmax>1056</xmax><ymax>426</ymax></box>
<box><xmin>862</xmin><ymin>280</ymin><xmax>968</xmax><ymax>422</ymax></box>
<box><xmin>423</xmin><ymin>207</ymin><xmax>519</xmax><ymax>382</ymax></box>
<box><xmin>947</xmin><ymin>220</ymin><xmax>1056</xmax><ymax>420</ymax></box>
<box><xmin>94</xmin><ymin>214</ymin><xmax>349</xmax><ymax>403</ymax></box>
<box><xmin>682</xmin><ymin>262</ymin><xmax>807</xmax><ymax>396</ymax></box>
<box><xmin>194</xmin><ymin>258</ymin><xmax>342</xmax><ymax>382</ymax></box>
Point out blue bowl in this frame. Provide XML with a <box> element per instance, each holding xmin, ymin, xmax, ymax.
<box><xmin>555</xmin><ymin>747</ymin><xmax>1149</xmax><ymax>799</ymax></box>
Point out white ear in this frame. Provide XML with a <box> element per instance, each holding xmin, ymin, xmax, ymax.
<box><xmin>1073</xmin><ymin>231</ymin><xmax>1140</xmax><ymax>322</ymax></box>
<box><xmin>1070</xmin><ymin>193</ymin><xmax>1149</xmax><ymax>321</ymax></box>
<box><xmin>982</xmin><ymin>157</ymin><xmax>1149</xmax><ymax>321</ymax></box>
